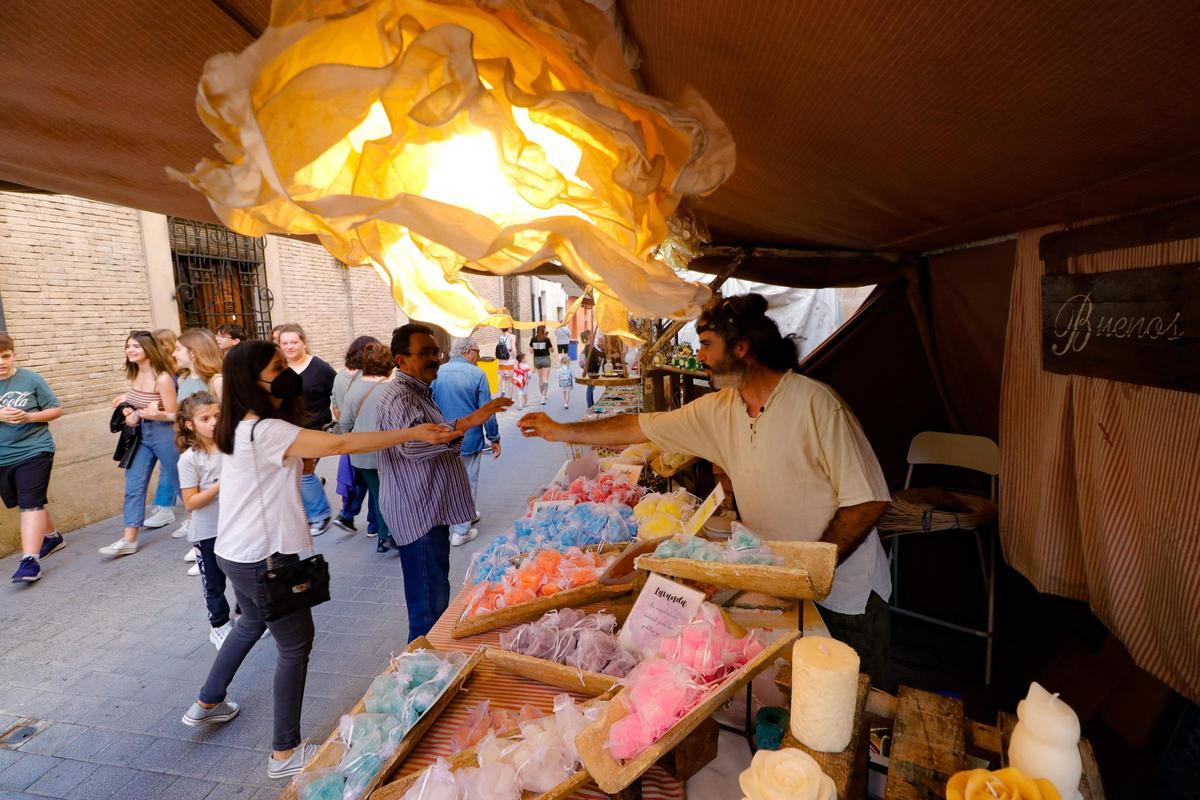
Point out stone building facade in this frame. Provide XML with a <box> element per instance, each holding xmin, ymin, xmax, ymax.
<box><xmin>0</xmin><ymin>191</ymin><xmax>516</xmax><ymax>555</ymax></box>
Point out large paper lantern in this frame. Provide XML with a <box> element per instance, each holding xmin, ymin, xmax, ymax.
<box><xmin>172</xmin><ymin>0</ymin><xmax>735</xmax><ymax>337</ymax></box>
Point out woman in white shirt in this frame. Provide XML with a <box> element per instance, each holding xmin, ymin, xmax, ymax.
<box><xmin>180</xmin><ymin>340</ymin><xmax>459</xmax><ymax>781</ymax></box>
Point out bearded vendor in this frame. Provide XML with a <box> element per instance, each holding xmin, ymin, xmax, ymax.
<box><xmin>518</xmin><ymin>294</ymin><xmax>893</xmax><ymax>685</ymax></box>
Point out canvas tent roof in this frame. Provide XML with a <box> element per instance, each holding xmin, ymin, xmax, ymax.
<box><xmin>2</xmin><ymin>1</ymin><xmax>1199</xmax><ymax>281</ymax></box>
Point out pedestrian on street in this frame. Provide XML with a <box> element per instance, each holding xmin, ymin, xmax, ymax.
<box><xmin>338</xmin><ymin>342</ymin><xmax>399</xmax><ymax>552</ymax></box>
<box><xmin>511</xmin><ymin>352</ymin><xmax>532</xmax><ymax>410</ymax></box>
<box><xmin>557</xmin><ymin>354</ymin><xmax>575</xmax><ymax>409</ymax></box>
<box><xmin>174</xmin><ymin>329</ymin><xmax>225</xmax><ymax>403</ymax></box>
<box><xmin>100</xmin><ymin>330</ymin><xmax>180</xmax><ymax>557</ymax></box>
<box><xmin>174</xmin><ymin>391</ymin><xmax>232</xmax><ymax>645</ymax></box>
<box><xmin>555</xmin><ymin>320</ymin><xmax>571</xmax><ymax>355</ymax></box>
<box><xmin>215</xmin><ymin>323</ymin><xmax>247</xmax><ymax>355</ymax></box>
<box><xmin>376</xmin><ymin>324</ymin><xmax>511</xmax><ymax>640</ymax></box>
<box><xmin>580</xmin><ymin>330</ymin><xmax>604</xmax><ymax>408</ymax></box>
<box><xmin>1</xmin><ymin>332</ymin><xmax>65</xmax><ymax>584</ymax></box>
<box><xmin>145</xmin><ymin>328</ymin><xmax>185</xmax><ymax>527</ymax></box>
<box><xmin>432</xmin><ymin>336</ymin><xmax>501</xmax><ymax>548</ymax></box>
<box><xmin>331</xmin><ymin>335</ymin><xmax>382</xmax><ymax>535</ymax></box>
<box><xmin>495</xmin><ymin>326</ymin><xmax>517</xmax><ymax>399</ymax></box>
<box><xmin>276</xmin><ymin>324</ymin><xmax>337</xmax><ymax>536</ymax></box>
<box><xmin>172</xmin><ymin>329</ymin><xmax>225</xmax><ymax>549</ymax></box>
<box><xmin>530</xmin><ymin>325</ymin><xmax>553</xmax><ymax>405</ymax></box>
<box><xmin>181</xmin><ymin>339</ymin><xmax>460</xmax><ymax>780</ymax></box>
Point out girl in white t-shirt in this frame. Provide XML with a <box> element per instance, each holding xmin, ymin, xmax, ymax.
<box><xmin>181</xmin><ymin>340</ymin><xmax>463</xmax><ymax>781</ymax></box>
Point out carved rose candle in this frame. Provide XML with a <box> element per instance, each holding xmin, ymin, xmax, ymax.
<box><xmin>789</xmin><ymin>636</ymin><xmax>859</xmax><ymax>752</ymax></box>
<box><xmin>738</xmin><ymin>748</ymin><xmax>836</xmax><ymax>800</ymax></box>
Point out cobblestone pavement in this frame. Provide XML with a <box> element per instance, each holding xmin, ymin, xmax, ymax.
<box><xmin>0</xmin><ymin>383</ymin><xmax>596</xmax><ymax>799</ymax></box>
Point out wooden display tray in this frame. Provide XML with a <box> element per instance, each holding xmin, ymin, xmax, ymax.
<box><xmin>575</xmin><ymin>630</ymin><xmax>800</xmax><ymax>794</ymax></box>
<box><xmin>452</xmin><ymin>580</ymin><xmax>635</xmax><ymax>639</ymax></box>
<box><xmin>279</xmin><ymin>637</ymin><xmax>484</xmax><ymax>800</ymax></box>
<box><xmin>369</xmin><ymin>648</ymin><xmax>620</xmax><ymax>800</ymax></box>
<box><xmin>635</xmin><ymin>540</ymin><xmax>838</xmax><ymax>601</ymax></box>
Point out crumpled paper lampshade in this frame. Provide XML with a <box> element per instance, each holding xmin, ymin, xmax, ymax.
<box><xmin>171</xmin><ymin>0</ymin><xmax>735</xmax><ymax>338</ymax></box>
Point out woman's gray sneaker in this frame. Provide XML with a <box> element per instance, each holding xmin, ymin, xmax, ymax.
<box><xmin>181</xmin><ymin>700</ymin><xmax>239</xmax><ymax>727</ymax></box>
<box><xmin>267</xmin><ymin>741</ymin><xmax>318</xmax><ymax>779</ymax></box>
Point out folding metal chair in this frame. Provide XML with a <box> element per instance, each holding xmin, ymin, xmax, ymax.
<box><xmin>884</xmin><ymin>431</ymin><xmax>1000</xmax><ymax>685</ymax></box>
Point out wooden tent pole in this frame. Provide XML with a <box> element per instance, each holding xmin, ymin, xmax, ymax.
<box><xmin>904</xmin><ymin>263</ymin><xmax>962</xmax><ymax>432</ymax></box>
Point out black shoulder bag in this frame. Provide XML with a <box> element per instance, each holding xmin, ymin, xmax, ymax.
<box><xmin>250</xmin><ymin>420</ymin><xmax>331</xmax><ymax>621</ymax></box>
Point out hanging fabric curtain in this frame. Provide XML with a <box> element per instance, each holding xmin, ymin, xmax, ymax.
<box><xmin>170</xmin><ymin>0</ymin><xmax>735</xmax><ymax>338</ymax></box>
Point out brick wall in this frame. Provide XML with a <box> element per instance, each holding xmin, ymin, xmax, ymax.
<box><xmin>272</xmin><ymin>237</ymin><xmax>407</xmax><ymax>366</ymax></box>
<box><xmin>0</xmin><ymin>192</ymin><xmax>153</xmax><ymax>412</ymax></box>
<box><xmin>347</xmin><ymin>264</ymin><xmax>403</xmax><ymax>345</ymax></box>
<box><xmin>274</xmin><ymin>237</ymin><xmax>355</xmax><ymax>368</ymax></box>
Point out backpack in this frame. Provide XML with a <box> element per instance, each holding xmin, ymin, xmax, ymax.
<box><xmin>495</xmin><ymin>335</ymin><xmax>511</xmax><ymax>361</ymax></box>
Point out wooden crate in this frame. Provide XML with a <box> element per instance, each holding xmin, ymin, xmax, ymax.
<box><xmin>452</xmin><ymin>581</ymin><xmax>635</xmax><ymax>639</ymax></box>
<box><xmin>369</xmin><ymin>647</ymin><xmax>653</xmax><ymax>800</ymax></box>
<box><xmin>634</xmin><ymin>540</ymin><xmax>837</xmax><ymax>600</ymax></box>
<box><xmin>576</xmin><ymin>631</ymin><xmax>799</xmax><ymax>794</ymax></box>
<box><xmin>278</xmin><ymin>637</ymin><xmax>484</xmax><ymax>800</ymax></box>
<box><xmin>882</xmin><ymin>686</ymin><xmax>1106</xmax><ymax>800</ymax></box>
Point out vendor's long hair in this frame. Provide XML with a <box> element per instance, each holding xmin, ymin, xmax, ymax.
<box><xmin>696</xmin><ymin>293</ymin><xmax>801</xmax><ymax>373</ymax></box>
<box><xmin>215</xmin><ymin>340</ymin><xmax>306</xmax><ymax>454</ymax></box>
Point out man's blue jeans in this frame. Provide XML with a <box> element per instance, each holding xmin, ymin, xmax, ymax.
<box><xmin>123</xmin><ymin>420</ymin><xmax>180</xmax><ymax>527</ymax></box>
<box><xmin>449</xmin><ymin>452</ymin><xmax>482</xmax><ymax>539</ymax></box>
<box><xmin>300</xmin><ymin>462</ymin><xmax>331</xmax><ymax>525</ymax></box>
<box><xmin>397</xmin><ymin>525</ymin><xmax>451</xmax><ymax>641</ymax></box>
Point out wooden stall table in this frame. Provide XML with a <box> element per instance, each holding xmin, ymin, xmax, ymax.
<box><xmin>576</xmin><ymin>375</ymin><xmax>641</xmax><ymax>387</ymax></box>
<box><xmin>372</xmin><ymin>584</ymin><xmax>690</xmax><ymax>800</ymax></box>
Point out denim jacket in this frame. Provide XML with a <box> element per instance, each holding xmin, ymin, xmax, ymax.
<box><xmin>432</xmin><ymin>358</ymin><xmax>500</xmax><ymax>456</ymax></box>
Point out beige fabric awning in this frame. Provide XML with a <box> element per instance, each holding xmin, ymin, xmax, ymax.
<box><xmin>2</xmin><ymin>1</ymin><xmax>1199</xmax><ymax>277</ymax></box>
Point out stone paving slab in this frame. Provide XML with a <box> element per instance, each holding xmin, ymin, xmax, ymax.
<box><xmin>0</xmin><ymin>384</ymin><xmax>597</xmax><ymax>797</ymax></box>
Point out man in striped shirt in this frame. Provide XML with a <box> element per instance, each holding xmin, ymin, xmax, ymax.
<box><xmin>376</xmin><ymin>324</ymin><xmax>511</xmax><ymax>640</ymax></box>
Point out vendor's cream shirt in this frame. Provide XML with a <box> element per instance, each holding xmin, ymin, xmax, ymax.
<box><xmin>638</xmin><ymin>371</ymin><xmax>891</xmax><ymax>614</ymax></box>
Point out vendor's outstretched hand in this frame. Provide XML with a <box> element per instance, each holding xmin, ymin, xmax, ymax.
<box><xmin>518</xmin><ymin>412</ymin><xmax>561</xmax><ymax>441</ymax></box>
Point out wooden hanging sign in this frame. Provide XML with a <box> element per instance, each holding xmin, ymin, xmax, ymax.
<box><xmin>1040</xmin><ymin>262</ymin><xmax>1200</xmax><ymax>393</ymax></box>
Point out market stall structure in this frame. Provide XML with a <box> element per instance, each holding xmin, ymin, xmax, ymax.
<box><xmin>3</xmin><ymin>1</ymin><xmax>1199</xmax><ymax>797</ymax></box>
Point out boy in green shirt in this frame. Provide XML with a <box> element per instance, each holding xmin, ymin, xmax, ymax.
<box><xmin>0</xmin><ymin>333</ymin><xmax>64</xmax><ymax>583</ymax></box>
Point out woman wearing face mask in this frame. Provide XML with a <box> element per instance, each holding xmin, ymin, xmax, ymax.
<box><xmin>180</xmin><ymin>340</ymin><xmax>460</xmax><ymax>780</ymax></box>
<box><xmin>275</xmin><ymin>324</ymin><xmax>337</xmax><ymax>536</ymax></box>
<box><xmin>100</xmin><ymin>331</ymin><xmax>180</xmax><ymax>556</ymax></box>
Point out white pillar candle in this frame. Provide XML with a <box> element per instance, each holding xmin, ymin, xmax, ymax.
<box><xmin>1008</xmin><ymin>682</ymin><xmax>1083</xmax><ymax>800</ymax></box>
<box><xmin>790</xmin><ymin>635</ymin><xmax>860</xmax><ymax>752</ymax></box>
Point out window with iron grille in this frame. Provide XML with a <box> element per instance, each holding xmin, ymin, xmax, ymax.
<box><xmin>168</xmin><ymin>217</ymin><xmax>273</xmax><ymax>338</ymax></box>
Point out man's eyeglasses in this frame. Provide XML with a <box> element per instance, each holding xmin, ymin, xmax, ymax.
<box><xmin>403</xmin><ymin>347</ymin><xmax>443</xmax><ymax>359</ymax></box>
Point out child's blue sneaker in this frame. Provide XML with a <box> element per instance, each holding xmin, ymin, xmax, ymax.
<box><xmin>11</xmin><ymin>556</ymin><xmax>41</xmax><ymax>583</ymax></box>
<box><xmin>39</xmin><ymin>532</ymin><xmax>64</xmax><ymax>559</ymax></box>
